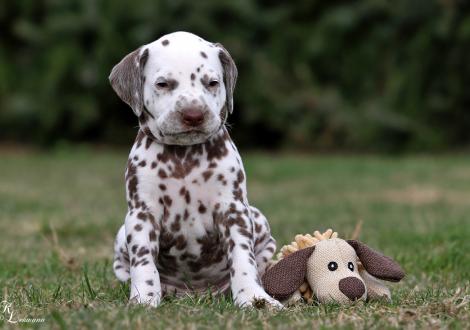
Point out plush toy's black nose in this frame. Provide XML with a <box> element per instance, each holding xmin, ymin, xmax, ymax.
<box><xmin>339</xmin><ymin>277</ymin><xmax>365</xmax><ymax>301</ymax></box>
<box><xmin>181</xmin><ymin>108</ymin><xmax>204</xmax><ymax>127</ymax></box>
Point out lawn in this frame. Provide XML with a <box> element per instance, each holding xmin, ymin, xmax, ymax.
<box><xmin>0</xmin><ymin>147</ymin><xmax>469</xmax><ymax>329</ymax></box>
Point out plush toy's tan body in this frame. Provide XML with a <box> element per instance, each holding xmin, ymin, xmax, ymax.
<box><xmin>263</xmin><ymin>230</ymin><xmax>405</xmax><ymax>305</ymax></box>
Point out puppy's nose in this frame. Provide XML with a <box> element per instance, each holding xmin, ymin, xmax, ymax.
<box><xmin>339</xmin><ymin>277</ymin><xmax>365</xmax><ymax>301</ymax></box>
<box><xmin>181</xmin><ymin>108</ymin><xmax>204</xmax><ymax>127</ymax></box>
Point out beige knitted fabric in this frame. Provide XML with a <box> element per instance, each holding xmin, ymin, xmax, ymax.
<box><xmin>263</xmin><ymin>233</ymin><xmax>405</xmax><ymax>304</ymax></box>
<box><xmin>306</xmin><ymin>239</ymin><xmax>366</xmax><ymax>304</ymax></box>
<box><xmin>275</xmin><ymin>229</ymin><xmax>338</xmax><ymax>302</ymax></box>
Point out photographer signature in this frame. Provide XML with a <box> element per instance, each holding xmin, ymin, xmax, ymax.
<box><xmin>1</xmin><ymin>300</ymin><xmax>17</xmax><ymax>324</ymax></box>
<box><xmin>1</xmin><ymin>300</ymin><xmax>45</xmax><ymax>324</ymax></box>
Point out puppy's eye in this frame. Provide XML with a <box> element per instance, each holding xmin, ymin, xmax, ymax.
<box><xmin>208</xmin><ymin>80</ymin><xmax>219</xmax><ymax>87</ymax></box>
<box><xmin>156</xmin><ymin>81</ymin><xmax>169</xmax><ymax>89</ymax></box>
<box><xmin>348</xmin><ymin>262</ymin><xmax>354</xmax><ymax>271</ymax></box>
<box><xmin>328</xmin><ymin>261</ymin><xmax>338</xmax><ymax>271</ymax></box>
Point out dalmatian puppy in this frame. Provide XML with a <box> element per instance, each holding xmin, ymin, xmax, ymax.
<box><xmin>110</xmin><ymin>32</ymin><xmax>282</xmax><ymax>309</ymax></box>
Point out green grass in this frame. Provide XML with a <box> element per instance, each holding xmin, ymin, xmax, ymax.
<box><xmin>0</xmin><ymin>148</ymin><xmax>469</xmax><ymax>329</ymax></box>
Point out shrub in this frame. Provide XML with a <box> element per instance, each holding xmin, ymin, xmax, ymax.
<box><xmin>1</xmin><ymin>0</ymin><xmax>469</xmax><ymax>151</ymax></box>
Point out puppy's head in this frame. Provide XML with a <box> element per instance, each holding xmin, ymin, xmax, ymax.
<box><xmin>109</xmin><ymin>31</ymin><xmax>237</xmax><ymax>145</ymax></box>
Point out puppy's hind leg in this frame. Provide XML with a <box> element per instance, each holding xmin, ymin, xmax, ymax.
<box><xmin>113</xmin><ymin>224</ymin><xmax>130</xmax><ymax>282</ymax></box>
<box><xmin>251</xmin><ymin>206</ymin><xmax>276</xmax><ymax>277</ymax></box>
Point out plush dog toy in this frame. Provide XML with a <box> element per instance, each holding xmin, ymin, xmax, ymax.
<box><xmin>262</xmin><ymin>229</ymin><xmax>405</xmax><ymax>305</ymax></box>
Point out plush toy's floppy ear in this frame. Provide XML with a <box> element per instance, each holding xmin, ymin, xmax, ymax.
<box><xmin>347</xmin><ymin>240</ymin><xmax>405</xmax><ymax>282</ymax></box>
<box><xmin>109</xmin><ymin>47</ymin><xmax>149</xmax><ymax>116</ymax></box>
<box><xmin>262</xmin><ymin>246</ymin><xmax>315</xmax><ymax>301</ymax></box>
<box><xmin>215</xmin><ymin>43</ymin><xmax>238</xmax><ymax>114</ymax></box>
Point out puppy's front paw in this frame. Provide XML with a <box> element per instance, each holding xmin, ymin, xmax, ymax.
<box><xmin>234</xmin><ymin>286</ymin><xmax>283</xmax><ymax>310</ymax></box>
<box><xmin>129</xmin><ymin>285</ymin><xmax>162</xmax><ymax>308</ymax></box>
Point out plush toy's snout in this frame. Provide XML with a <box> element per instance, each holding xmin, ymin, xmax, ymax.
<box><xmin>339</xmin><ymin>277</ymin><xmax>365</xmax><ymax>301</ymax></box>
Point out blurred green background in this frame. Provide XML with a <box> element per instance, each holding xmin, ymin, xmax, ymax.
<box><xmin>1</xmin><ymin>2</ymin><xmax>470</xmax><ymax>327</ymax></box>
<box><xmin>1</xmin><ymin>0</ymin><xmax>469</xmax><ymax>152</ymax></box>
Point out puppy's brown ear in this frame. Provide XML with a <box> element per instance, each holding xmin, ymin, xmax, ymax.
<box><xmin>347</xmin><ymin>240</ymin><xmax>405</xmax><ymax>282</ymax></box>
<box><xmin>262</xmin><ymin>246</ymin><xmax>315</xmax><ymax>301</ymax></box>
<box><xmin>109</xmin><ymin>47</ymin><xmax>149</xmax><ymax>116</ymax></box>
<box><xmin>215</xmin><ymin>43</ymin><xmax>237</xmax><ymax>114</ymax></box>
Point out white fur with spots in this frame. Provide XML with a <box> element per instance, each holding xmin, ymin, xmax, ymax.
<box><xmin>110</xmin><ymin>32</ymin><xmax>281</xmax><ymax>309</ymax></box>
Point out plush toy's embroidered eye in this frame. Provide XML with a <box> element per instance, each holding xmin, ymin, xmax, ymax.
<box><xmin>328</xmin><ymin>261</ymin><xmax>338</xmax><ymax>271</ymax></box>
<box><xmin>348</xmin><ymin>262</ymin><xmax>354</xmax><ymax>271</ymax></box>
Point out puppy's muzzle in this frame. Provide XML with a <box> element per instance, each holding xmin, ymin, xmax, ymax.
<box><xmin>338</xmin><ymin>277</ymin><xmax>365</xmax><ymax>301</ymax></box>
<box><xmin>181</xmin><ymin>107</ymin><xmax>205</xmax><ymax>127</ymax></box>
